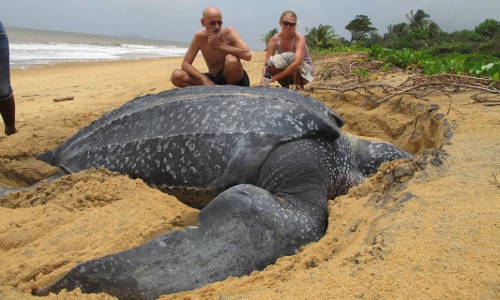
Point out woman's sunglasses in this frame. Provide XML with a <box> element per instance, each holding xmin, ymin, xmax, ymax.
<box><xmin>209</xmin><ymin>20</ymin><xmax>223</xmax><ymax>27</ymax></box>
<box><xmin>281</xmin><ymin>21</ymin><xmax>296</xmax><ymax>27</ymax></box>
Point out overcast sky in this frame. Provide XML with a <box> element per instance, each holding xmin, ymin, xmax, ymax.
<box><xmin>2</xmin><ymin>0</ymin><xmax>499</xmax><ymax>50</ymax></box>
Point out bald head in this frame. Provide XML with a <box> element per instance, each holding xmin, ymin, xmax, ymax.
<box><xmin>202</xmin><ymin>6</ymin><xmax>221</xmax><ymax>19</ymax></box>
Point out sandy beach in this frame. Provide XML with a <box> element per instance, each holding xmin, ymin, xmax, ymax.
<box><xmin>0</xmin><ymin>51</ymin><xmax>499</xmax><ymax>300</ymax></box>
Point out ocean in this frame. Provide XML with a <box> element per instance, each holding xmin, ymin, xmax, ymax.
<box><xmin>6</xmin><ymin>27</ymin><xmax>190</xmax><ymax>69</ymax></box>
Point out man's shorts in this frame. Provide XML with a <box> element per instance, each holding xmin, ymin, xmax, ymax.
<box><xmin>204</xmin><ymin>69</ymin><xmax>250</xmax><ymax>86</ymax></box>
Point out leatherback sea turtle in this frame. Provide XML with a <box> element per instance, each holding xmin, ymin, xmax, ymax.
<box><xmin>27</xmin><ymin>85</ymin><xmax>411</xmax><ymax>299</ymax></box>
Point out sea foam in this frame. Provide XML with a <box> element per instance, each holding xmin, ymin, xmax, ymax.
<box><xmin>7</xmin><ymin>27</ymin><xmax>188</xmax><ymax>68</ymax></box>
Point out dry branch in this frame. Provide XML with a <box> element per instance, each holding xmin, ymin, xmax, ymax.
<box><xmin>311</xmin><ymin>54</ymin><xmax>500</xmax><ymax>106</ymax></box>
<box><xmin>377</xmin><ymin>81</ymin><xmax>500</xmax><ymax>104</ymax></box>
<box><xmin>488</xmin><ymin>173</ymin><xmax>500</xmax><ymax>188</ymax></box>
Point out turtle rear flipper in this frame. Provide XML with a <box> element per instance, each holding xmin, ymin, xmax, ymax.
<box><xmin>35</xmin><ymin>182</ymin><xmax>327</xmax><ymax>299</ymax></box>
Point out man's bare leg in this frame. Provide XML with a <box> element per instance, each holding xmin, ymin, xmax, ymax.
<box><xmin>223</xmin><ymin>54</ymin><xmax>243</xmax><ymax>85</ymax></box>
<box><xmin>171</xmin><ymin>69</ymin><xmax>205</xmax><ymax>87</ymax></box>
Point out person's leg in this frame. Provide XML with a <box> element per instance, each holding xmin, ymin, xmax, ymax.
<box><xmin>293</xmin><ymin>72</ymin><xmax>305</xmax><ymax>90</ymax></box>
<box><xmin>277</xmin><ymin>78</ymin><xmax>289</xmax><ymax>88</ymax></box>
<box><xmin>0</xmin><ymin>22</ymin><xmax>17</xmax><ymax>135</ymax></box>
<box><xmin>170</xmin><ymin>69</ymin><xmax>205</xmax><ymax>87</ymax></box>
<box><xmin>237</xmin><ymin>70</ymin><xmax>250</xmax><ymax>87</ymax></box>
<box><xmin>223</xmin><ymin>54</ymin><xmax>244</xmax><ymax>85</ymax></box>
<box><xmin>0</xmin><ymin>95</ymin><xmax>17</xmax><ymax>135</ymax></box>
<box><xmin>268</xmin><ymin>66</ymin><xmax>290</xmax><ymax>88</ymax></box>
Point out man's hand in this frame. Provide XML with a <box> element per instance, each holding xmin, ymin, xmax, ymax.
<box><xmin>201</xmin><ymin>75</ymin><xmax>216</xmax><ymax>86</ymax></box>
<box><xmin>207</xmin><ymin>32</ymin><xmax>222</xmax><ymax>47</ymax></box>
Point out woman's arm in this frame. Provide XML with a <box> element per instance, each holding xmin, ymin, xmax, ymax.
<box><xmin>263</xmin><ymin>37</ymin><xmax>277</xmax><ymax>76</ymax></box>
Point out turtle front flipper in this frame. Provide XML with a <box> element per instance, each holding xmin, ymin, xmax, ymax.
<box><xmin>34</xmin><ymin>181</ymin><xmax>329</xmax><ymax>299</ymax></box>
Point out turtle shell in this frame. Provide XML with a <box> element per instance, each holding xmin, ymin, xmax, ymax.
<box><xmin>38</xmin><ymin>86</ymin><xmax>344</xmax><ymax>206</ymax></box>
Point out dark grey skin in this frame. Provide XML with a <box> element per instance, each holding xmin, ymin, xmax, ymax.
<box><xmin>27</xmin><ymin>86</ymin><xmax>412</xmax><ymax>299</ymax></box>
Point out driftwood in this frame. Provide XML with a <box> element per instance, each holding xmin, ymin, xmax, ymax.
<box><xmin>310</xmin><ymin>53</ymin><xmax>500</xmax><ymax>106</ymax></box>
<box><xmin>53</xmin><ymin>96</ymin><xmax>75</xmax><ymax>102</ymax></box>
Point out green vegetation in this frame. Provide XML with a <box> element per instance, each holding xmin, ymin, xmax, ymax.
<box><xmin>305</xmin><ymin>24</ymin><xmax>339</xmax><ymax>49</ymax></box>
<box><xmin>345</xmin><ymin>15</ymin><xmax>376</xmax><ymax>46</ymax></box>
<box><xmin>261</xmin><ymin>9</ymin><xmax>500</xmax><ymax>86</ymax></box>
<box><xmin>261</xmin><ymin>28</ymin><xmax>279</xmax><ymax>50</ymax></box>
<box><xmin>368</xmin><ymin>46</ymin><xmax>500</xmax><ymax>86</ymax></box>
<box><xmin>351</xmin><ymin>68</ymin><xmax>370</xmax><ymax>82</ymax></box>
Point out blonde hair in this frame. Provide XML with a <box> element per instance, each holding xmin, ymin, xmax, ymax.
<box><xmin>280</xmin><ymin>10</ymin><xmax>297</xmax><ymax>22</ymax></box>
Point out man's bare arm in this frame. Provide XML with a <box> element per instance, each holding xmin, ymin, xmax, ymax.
<box><xmin>181</xmin><ymin>32</ymin><xmax>214</xmax><ymax>85</ymax></box>
<box><xmin>210</xmin><ymin>27</ymin><xmax>251</xmax><ymax>61</ymax></box>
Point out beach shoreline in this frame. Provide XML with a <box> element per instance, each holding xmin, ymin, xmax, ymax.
<box><xmin>7</xmin><ymin>26</ymin><xmax>191</xmax><ymax>69</ymax></box>
<box><xmin>10</xmin><ymin>56</ymin><xmax>184</xmax><ymax>71</ymax></box>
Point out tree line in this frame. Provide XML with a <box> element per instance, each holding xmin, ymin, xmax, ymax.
<box><xmin>261</xmin><ymin>9</ymin><xmax>500</xmax><ymax>57</ymax></box>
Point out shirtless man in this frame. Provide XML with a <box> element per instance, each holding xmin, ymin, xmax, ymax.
<box><xmin>171</xmin><ymin>7</ymin><xmax>252</xmax><ymax>87</ymax></box>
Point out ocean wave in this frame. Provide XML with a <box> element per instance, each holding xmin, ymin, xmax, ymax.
<box><xmin>9</xmin><ymin>41</ymin><xmax>188</xmax><ymax>68</ymax></box>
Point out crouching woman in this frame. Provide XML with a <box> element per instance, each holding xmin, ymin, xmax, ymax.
<box><xmin>262</xmin><ymin>10</ymin><xmax>314</xmax><ymax>89</ymax></box>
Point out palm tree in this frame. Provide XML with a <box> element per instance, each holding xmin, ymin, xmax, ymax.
<box><xmin>261</xmin><ymin>28</ymin><xmax>278</xmax><ymax>50</ymax></box>
<box><xmin>427</xmin><ymin>21</ymin><xmax>442</xmax><ymax>39</ymax></box>
<box><xmin>383</xmin><ymin>23</ymin><xmax>409</xmax><ymax>49</ymax></box>
<box><xmin>406</xmin><ymin>9</ymin><xmax>431</xmax><ymax>30</ymax></box>
<box><xmin>305</xmin><ymin>24</ymin><xmax>337</xmax><ymax>49</ymax></box>
<box><xmin>386</xmin><ymin>23</ymin><xmax>409</xmax><ymax>38</ymax></box>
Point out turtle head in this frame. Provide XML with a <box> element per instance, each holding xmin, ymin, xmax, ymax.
<box><xmin>346</xmin><ymin>134</ymin><xmax>413</xmax><ymax>176</ymax></box>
